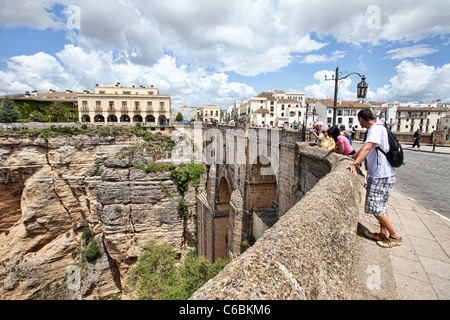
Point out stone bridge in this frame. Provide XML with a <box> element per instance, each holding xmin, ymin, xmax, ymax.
<box><xmin>173</xmin><ymin>123</ymin><xmax>366</xmax><ymax>299</ymax></box>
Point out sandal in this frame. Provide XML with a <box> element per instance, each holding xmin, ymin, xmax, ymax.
<box><xmin>377</xmin><ymin>236</ymin><xmax>403</xmax><ymax>248</ymax></box>
<box><xmin>363</xmin><ymin>230</ymin><xmax>386</xmax><ymax>242</ymax></box>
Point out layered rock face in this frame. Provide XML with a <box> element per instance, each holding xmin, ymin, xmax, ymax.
<box><xmin>0</xmin><ymin>134</ymin><xmax>197</xmax><ymax>300</ymax></box>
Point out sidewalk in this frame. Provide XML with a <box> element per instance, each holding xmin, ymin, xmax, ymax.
<box><xmin>387</xmin><ymin>189</ymin><xmax>450</xmax><ymax>299</ymax></box>
<box><xmin>347</xmin><ymin>185</ymin><xmax>450</xmax><ymax>300</ymax></box>
<box><xmin>403</xmin><ymin>144</ymin><xmax>450</xmax><ymax>155</ymax></box>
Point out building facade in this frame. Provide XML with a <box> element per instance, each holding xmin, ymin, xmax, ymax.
<box><xmin>311</xmin><ymin>99</ymin><xmax>369</xmax><ymax>130</ymax></box>
<box><xmin>77</xmin><ymin>83</ymin><xmax>171</xmax><ymax>126</ymax></box>
<box><xmin>198</xmin><ymin>105</ymin><xmax>222</xmax><ymax>122</ymax></box>
<box><xmin>395</xmin><ymin>106</ymin><xmax>448</xmax><ymax>133</ymax></box>
<box><xmin>238</xmin><ymin>90</ymin><xmax>306</xmax><ymax>127</ymax></box>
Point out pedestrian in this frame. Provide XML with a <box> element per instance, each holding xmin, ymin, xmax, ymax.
<box><xmin>339</xmin><ymin>125</ymin><xmax>352</xmax><ymax>145</ymax></box>
<box><xmin>330</xmin><ymin>126</ymin><xmax>355</xmax><ymax>156</ymax></box>
<box><xmin>351</xmin><ymin>126</ymin><xmax>356</xmax><ymax>140</ymax></box>
<box><xmin>311</xmin><ymin>121</ymin><xmax>324</xmax><ymax>146</ymax></box>
<box><xmin>347</xmin><ymin>108</ymin><xmax>402</xmax><ymax>248</ymax></box>
<box><xmin>412</xmin><ymin>129</ymin><xmax>421</xmax><ymax>148</ymax></box>
<box><xmin>317</xmin><ymin>126</ymin><xmax>336</xmax><ymax>150</ymax></box>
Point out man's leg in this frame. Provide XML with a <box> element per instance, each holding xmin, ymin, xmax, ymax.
<box><xmin>375</xmin><ymin>214</ymin><xmax>400</xmax><ymax>240</ymax></box>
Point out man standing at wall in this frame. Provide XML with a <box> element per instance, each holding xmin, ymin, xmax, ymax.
<box><xmin>347</xmin><ymin>108</ymin><xmax>402</xmax><ymax>248</ymax></box>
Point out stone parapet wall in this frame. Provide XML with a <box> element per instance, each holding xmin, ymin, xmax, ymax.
<box><xmin>191</xmin><ymin>144</ymin><xmax>365</xmax><ymax>300</ymax></box>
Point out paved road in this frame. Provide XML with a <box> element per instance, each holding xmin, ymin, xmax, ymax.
<box><xmin>353</xmin><ymin>142</ymin><xmax>450</xmax><ymax>219</ymax></box>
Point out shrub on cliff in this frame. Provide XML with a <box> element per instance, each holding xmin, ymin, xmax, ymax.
<box><xmin>85</xmin><ymin>240</ymin><xmax>101</xmax><ymax>263</ymax></box>
<box><xmin>126</xmin><ymin>242</ymin><xmax>230</xmax><ymax>300</ymax></box>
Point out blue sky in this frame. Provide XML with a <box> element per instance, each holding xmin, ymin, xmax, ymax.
<box><xmin>1</xmin><ymin>0</ymin><xmax>449</xmax><ymax>108</ymax></box>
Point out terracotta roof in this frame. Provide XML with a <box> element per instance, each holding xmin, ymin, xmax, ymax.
<box><xmin>5</xmin><ymin>91</ymin><xmax>79</xmax><ymax>102</ymax></box>
<box><xmin>253</xmin><ymin>108</ymin><xmax>270</xmax><ymax>114</ymax></box>
<box><xmin>277</xmin><ymin>99</ymin><xmax>301</xmax><ymax>104</ymax></box>
<box><xmin>397</xmin><ymin>106</ymin><xmax>448</xmax><ymax>112</ymax></box>
<box><xmin>255</xmin><ymin>92</ymin><xmax>276</xmax><ymax>100</ymax></box>
<box><xmin>317</xmin><ymin>99</ymin><xmax>369</xmax><ymax>108</ymax></box>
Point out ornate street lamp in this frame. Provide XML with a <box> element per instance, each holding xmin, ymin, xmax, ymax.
<box><xmin>357</xmin><ymin>76</ymin><xmax>369</xmax><ymax>100</ymax></box>
<box><xmin>325</xmin><ymin>66</ymin><xmax>369</xmax><ymax>126</ymax></box>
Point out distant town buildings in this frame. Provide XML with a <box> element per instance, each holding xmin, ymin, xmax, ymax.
<box><xmin>234</xmin><ymin>90</ymin><xmax>306</xmax><ymax>127</ymax></box>
<box><xmin>172</xmin><ymin>105</ymin><xmax>198</xmax><ymax>122</ymax></box>
<box><xmin>198</xmin><ymin>105</ymin><xmax>222</xmax><ymax>122</ymax></box>
<box><xmin>1</xmin><ymin>83</ymin><xmax>449</xmax><ymax>137</ymax></box>
<box><xmin>77</xmin><ymin>83</ymin><xmax>171</xmax><ymax>126</ymax></box>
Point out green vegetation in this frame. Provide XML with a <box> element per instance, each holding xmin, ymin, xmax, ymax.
<box><xmin>85</xmin><ymin>240</ymin><xmax>102</xmax><ymax>263</ymax></box>
<box><xmin>177</xmin><ymin>197</ymin><xmax>189</xmax><ymax>217</ymax></box>
<box><xmin>126</xmin><ymin>242</ymin><xmax>230</xmax><ymax>300</ymax></box>
<box><xmin>170</xmin><ymin>163</ymin><xmax>206</xmax><ymax>193</ymax></box>
<box><xmin>175</xmin><ymin>112</ymin><xmax>183</xmax><ymax>122</ymax></box>
<box><xmin>1</xmin><ymin>95</ymin><xmax>78</xmax><ymax>123</ymax></box>
<box><xmin>0</xmin><ymin>96</ymin><xmax>20</xmax><ymax>123</ymax></box>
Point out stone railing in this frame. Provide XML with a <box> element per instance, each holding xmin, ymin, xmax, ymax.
<box><xmin>191</xmin><ymin>143</ymin><xmax>365</xmax><ymax>300</ymax></box>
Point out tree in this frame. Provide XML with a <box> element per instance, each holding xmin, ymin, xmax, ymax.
<box><xmin>0</xmin><ymin>95</ymin><xmax>20</xmax><ymax>123</ymax></box>
<box><xmin>48</xmin><ymin>101</ymin><xmax>69</xmax><ymax>122</ymax></box>
<box><xmin>175</xmin><ymin>112</ymin><xmax>184</xmax><ymax>122</ymax></box>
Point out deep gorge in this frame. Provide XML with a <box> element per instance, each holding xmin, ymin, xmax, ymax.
<box><xmin>0</xmin><ymin>131</ymin><xmax>202</xmax><ymax>299</ymax></box>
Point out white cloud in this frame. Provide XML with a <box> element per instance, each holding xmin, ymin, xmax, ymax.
<box><xmin>0</xmin><ymin>45</ymin><xmax>255</xmax><ymax>108</ymax></box>
<box><xmin>305</xmin><ymin>69</ymin><xmax>356</xmax><ymax>100</ymax></box>
<box><xmin>386</xmin><ymin>45</ymin><xmax>439</xmax><ymax>60</ymax></box>
<box><xmin>307</xmin><ymin>61</ymin><xmax>450</xmax><ymax>103</ymax></box>
<box><xmin>0</xmin><ymin>52</ymin><xmax>79</xmax><ymax>93</ymax></box>
<box><xmin>0</xmin><ymin>0</ymin><xmax>69</xmax><ymax>30</ymax></box>
<box><xmin>1</xmin><ymin>0</ymin><xmax>450</xmax><ymax>105</ymax></box>
<box><xmin>368</xmin><ymin>60</ymin><xmax>450</xmax><ymax>102</ymax></box>
<box><xmin>300</xmin><ymin>50</ymin><xmax>346</xmax><ymax>64</ymax></box>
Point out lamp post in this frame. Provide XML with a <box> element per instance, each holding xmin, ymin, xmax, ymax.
<box><xmin>325</xmin><ymin>66</ymin><xmax>369</xmax><ymax>127</ymax></box>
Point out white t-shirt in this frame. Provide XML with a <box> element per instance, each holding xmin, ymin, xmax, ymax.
<box><xmin>365</xmin><ymin>123</ymin><xmax>396</xmax><ymax>178</ymax></box>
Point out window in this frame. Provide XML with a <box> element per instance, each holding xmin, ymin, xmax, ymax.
<box><xmin>290</xmin><ymin>112</ymin><xmax>295</xmax><ymax>117</ymax></box>
<box><xmin>135</xmin><ymin>101</ymin><xmax>140</xmax><ymax>111</ymax></box>
<box><xmin>160</xmin><ymin>102</ymin><xmax>165</xmax><ymax>111</ymax></box>
<box><xmin>338</xmin><ymin>117</ymin><xmax>343</xmax><ymax>124</ymax></box>
<box><xmin>327</xmin><ymin>117</ymin><xmax>332</xmax><ymax>124</ymax></box>
<box><xmin>328</xmin><ymin>109</ymin><xmax>332</xmax><ymax>114</ymax></box>
<box><xmin>147</xmin><ymin>102</ymin><xmax>152</xmax><ymax>110</ymax></box>
<box><xmin>109</xmin><ymin>101</ymin><xmax>114</xmax><ymax>111</ymax></box>
<box><xmin>82</xmin><ymin>101</ymin><xmax>88</xmax><ymax>110</ymax></box>
<box><xmin>349</xmin><ymin>118</ymin><xmax>354</xmax><ymax>124</ymax></box>
<box><xmin>122</xmin><ymin>101</ymin><xmax>127</xmax><ymax>110</ymax></box>
<box><xmin>96</xmin><ymin>101</ymin><xmax>102</xmax><ymax>110</ymax></box>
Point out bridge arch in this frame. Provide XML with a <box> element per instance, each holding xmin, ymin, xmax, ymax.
<box><xmin>214</xmin><ymin>176</ymin><xmax>231</xmax><ymax>260</ymax></box>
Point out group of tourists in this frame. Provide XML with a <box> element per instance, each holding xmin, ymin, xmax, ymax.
<box><xmin>312</xmin><ymin>122</ymin><xmax>355</xmax><ymax>156</ymax></box>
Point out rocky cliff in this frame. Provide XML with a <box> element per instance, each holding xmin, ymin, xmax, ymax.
<box><xmin>0</xmin><ymin>133</ymin><xmax>198</xmax><ymax>300</ymax></box>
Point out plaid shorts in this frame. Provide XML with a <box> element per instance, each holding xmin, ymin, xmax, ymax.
<box><xmin>365</xmin><ymin>175</ymin><xmax>396</xmax><ymax>216</ymax></box>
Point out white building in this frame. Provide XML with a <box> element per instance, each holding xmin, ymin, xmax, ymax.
<box><xmin>309</xmin><ymin>99</ymin><xmax>370</xmax><ymax>130</ymax></box>
<box><xmin>238</xmin><ymin>90</ymin><xmax>306</xmax><ymax>127</ymax></box>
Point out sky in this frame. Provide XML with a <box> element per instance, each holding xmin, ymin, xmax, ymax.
<box><xmin>0</xmin><ymin>0</ymin><xmax>450</xmax><ymax>109</ymax></box>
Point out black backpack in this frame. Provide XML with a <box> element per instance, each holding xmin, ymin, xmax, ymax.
<box><xmin>376</xmin><ymin>124</ymin><xmax>405</xmax><ymax>168</ymax></box>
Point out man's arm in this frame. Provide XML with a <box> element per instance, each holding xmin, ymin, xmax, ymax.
<box><xmin>347</xmin><ymin>142</ymin><xmax>374</xmax><ymax>176</ymax></box>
